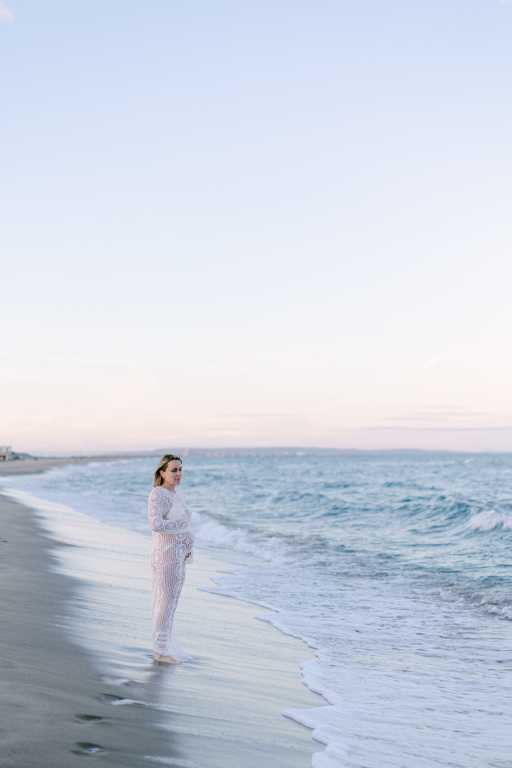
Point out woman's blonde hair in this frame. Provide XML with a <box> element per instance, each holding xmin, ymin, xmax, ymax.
<box><xmin>153</xmin><ymin>453</ymin><xmax>183</xmax><ymax>486</ymax></box>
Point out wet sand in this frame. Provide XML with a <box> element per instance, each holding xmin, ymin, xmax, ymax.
<box><xmin>0</xmin><ymin>460</ymin><xmax>324</xmax><ymax>767</ymax></box>
<box><xmin>0</xmin><ymin>492</ymin><xmax>174</xmax><ymax>767</ymax></box>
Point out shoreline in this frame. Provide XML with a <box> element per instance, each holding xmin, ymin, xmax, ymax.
<box><xmin>0</xmin><ymin>491</ymin><xmax>176</xmax><ymax>767</ymax></box>
<box><xmin>0</xmin><ymin>459</ymin><xmax>324</xmax><ymax>767</ymax></box>
<box><xmin>0</xmin><ymin>456</ymin><xmax>133</xmax><ymax>477</ymax></box>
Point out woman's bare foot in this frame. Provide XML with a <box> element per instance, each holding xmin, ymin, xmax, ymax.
<box><xmin>154</xmin><ymin>653</ymin><xmax>179</xmax><ymax>664</ymax></box>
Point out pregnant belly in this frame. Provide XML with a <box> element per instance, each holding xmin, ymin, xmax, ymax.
<box><xmin>151</xmin><ymin>534</ymin><xmax>190</xmax><ymax>567</ymax></box>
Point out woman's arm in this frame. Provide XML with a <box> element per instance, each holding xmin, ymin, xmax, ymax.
<box><xmin>147</xmin><ymin>489</ymin><xmax>190</xmax><ymax>533</ymax></box>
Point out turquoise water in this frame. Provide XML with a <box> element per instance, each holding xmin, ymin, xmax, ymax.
<box><xmin>3</xmin><ymin>449</ymin><xmax>512</xmax><ymax>767</ymax></box>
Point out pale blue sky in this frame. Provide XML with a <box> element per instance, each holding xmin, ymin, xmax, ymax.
<box><xmin>1</xmin><ymin>1</ymin><xmax>511</xmax><ymax>453</ymax></box>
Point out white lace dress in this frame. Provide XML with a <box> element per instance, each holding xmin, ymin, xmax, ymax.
<box><xmin>147</xmin><ymin>486</ymin><xmax>194</xmax><ymax>656</ymax></box>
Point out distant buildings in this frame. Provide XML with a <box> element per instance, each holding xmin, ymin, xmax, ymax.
<box><xmin>0</xmin><ymin>446</ymin><xmax>12</xmax><ymax>461</ymax></box>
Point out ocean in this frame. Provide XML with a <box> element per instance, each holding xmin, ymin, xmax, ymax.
<box><xmin>2</xmin><ymin>449</ymin><xmax>512</xmax><ymax>767</ymax></box>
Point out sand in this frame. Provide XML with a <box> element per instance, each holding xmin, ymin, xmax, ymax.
<box><xmin>0</xmin><ymin>456</ymin><xmax>136</xmax><ymax>477</ymax></box>
<box><xmin>0</xmin><ymin>461</ymin><xmax>324</xmax><ymax>767</ymax></box>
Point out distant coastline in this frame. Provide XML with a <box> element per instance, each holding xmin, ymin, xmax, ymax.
<box><xmin>1</xmin><ymin>446</ymin><xmax>510</xmax><ymax>477</ymax></box>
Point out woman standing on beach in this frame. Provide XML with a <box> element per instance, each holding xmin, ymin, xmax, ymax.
<box><xmin>148</xmin><ymin>454</ymin><xmax>194</xmax><ymax>664</ymax></box>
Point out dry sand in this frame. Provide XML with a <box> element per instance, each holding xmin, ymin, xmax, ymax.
<box><xmin>0</xmin><ymin>456</ymin><xmax>136</xmax><ymax>477</ymax></box>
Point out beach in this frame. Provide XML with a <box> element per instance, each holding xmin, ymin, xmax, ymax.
<box><xmin>0</xmin><ymin>460</ymin><xmax>324</xmax><ymax>767</ymax></box>
<box><xmin>0</xmin><ymin>456</ymin><xmax>147</xmax><ymax>477</ymax></box>
<box><xmin>4</xmin><ymin>449</ymin><xmax>511</xmax><ymax>767</ymax></box>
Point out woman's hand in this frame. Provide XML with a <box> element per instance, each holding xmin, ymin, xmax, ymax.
<box><xmin>183</xmin><ymin>532</ymin><xmax>194</xmax><ymax>560</ymax></box>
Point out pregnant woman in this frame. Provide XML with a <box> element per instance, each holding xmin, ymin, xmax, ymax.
<box><xmin>148</xmin><ymin>453</ymin><xmax>194</xmax><ymax>664</ymax></box>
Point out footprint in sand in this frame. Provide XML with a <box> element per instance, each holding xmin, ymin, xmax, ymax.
<box><xmin>74</xmin><ymin>713</ymin><xmax>106</xmax><ymax>723</ymax></box>
<box><xmin>71</xmin><ymin>742</ymin><xmax>107</xmax><ymax>756</ymax></box>
<box><xmin>97</xmin><ymin>692</ymin><xmax>143</xmax><ymax>706</ymax></box>
<box><xmin>96</xmin><ymin>693</ymin><xmax>125</xmax><ymax>704</ymax></box>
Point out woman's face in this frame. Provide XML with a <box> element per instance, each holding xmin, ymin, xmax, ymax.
<box><xmin>160</xmin><ymin>460</ymin><xmax>183</xmax><ymax>488</ymax></box>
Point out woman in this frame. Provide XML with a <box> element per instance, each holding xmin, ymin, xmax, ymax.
<box><xmin>148</xmin><ymin>453</ymin><xmax>194</xmax><ymax>664</ymax></box>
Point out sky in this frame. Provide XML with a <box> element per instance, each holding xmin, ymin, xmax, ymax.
<box><xmin>1</xmin><ymin>0</ymin><xmax>511</xmax><ymax>454</ymax></box>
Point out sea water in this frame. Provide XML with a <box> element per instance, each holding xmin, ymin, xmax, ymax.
<box><xmin>2</xmin><ymin>449</ymin><xmax>512</xmax><ymax>767</ymax></box>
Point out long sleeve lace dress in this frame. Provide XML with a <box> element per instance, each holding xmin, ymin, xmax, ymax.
<box><xmin>147</xmin><ymin>486</ymin><xmax>194</xmax><ymax>656</ymax></box>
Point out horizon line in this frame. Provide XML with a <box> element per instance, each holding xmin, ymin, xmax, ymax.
<box><xmin>15</xmin><ymin>445</ymin><xmax>512</xmax><ymax>458</ymax></box>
